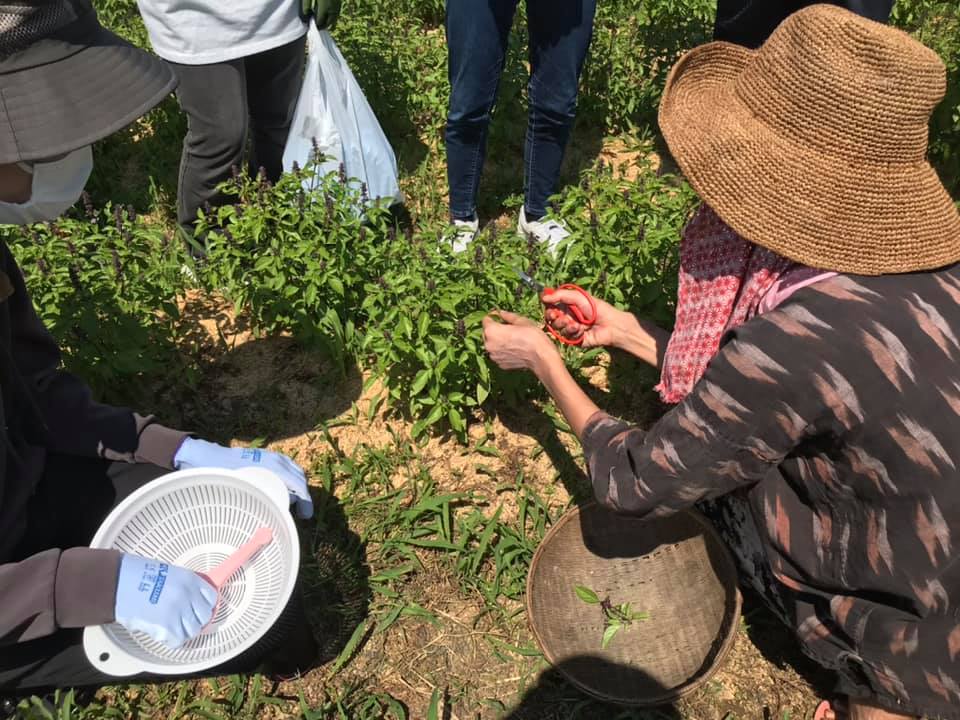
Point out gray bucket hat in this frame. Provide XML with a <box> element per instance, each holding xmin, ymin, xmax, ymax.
<box><xmin>0</xmin><ymin>0</ymin><xmax>176</xmax><ymax>164</ymax></box>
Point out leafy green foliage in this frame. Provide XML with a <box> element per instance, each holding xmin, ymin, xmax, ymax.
<box><xmin>891</xmin><ymin>1</ymin><xmax>960</xmax><ymax>195</ymax></box>
<box><xmin>555</xmin><ymin>157</ymin><xmax>695</xmax><ymax>327</ymax></box>
<box><xmin>198</xmin><ymin>162</ymin><xmax>389</xmax><ymax>374</ymax></box>
<box><xmin>426</xmin><ymin>688</ymin><xmax>444</xmax><ymax>720</ymax></box>
<box><xmin>581</xmin><ymin>0</ymin><xmax>715</xmax><ymax>131</ymax></box>
<box><xmin>574</xmin><ymin>584</ymin><xmax>600</xmax><ymax>604</ymax></box>
<box><xmin>302</xmin><ymin>429</ymin><xmax>558</xmax><ymax>700</ymax></box>
<box><xmin>296</xmin><ymin>683</ymin><xmax>408</xmax><ymax>720</ymax></box>
<box><xmin>361</xmin><ymin>157</ymin><xmax>693</xmax><ymax>440</ymax></box>
<box><xmin>198</xmin><ymin>156</ymin><xmax>692</xmax><ymax>441</ymax></box>
<box><xmin>2</xmin><ymin>200</ymin><xmax>192</xmax><ymax>405</ymax></box>
<box><xmin>575</xmin><ymin>585</ymin><xmax>650</xmax><ymax>649</ymax></box>
<box><xmin>66</xmin><ymin>0</ymin><xmax>956</xmax><ymax>433</ymax></box>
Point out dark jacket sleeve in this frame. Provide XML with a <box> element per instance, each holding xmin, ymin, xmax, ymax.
<box><xmin>0</xmin><ymin>548</ymin><xmax>121</xmax><ymax>645</ymax></box>
<box><xmin>0</xmin><ymin>247</ymin><xmax>187</xmax><ymax>645</ymax></box>
<box><xmin>583</xmin><ymin>323</ymin><xmax>822</xmax><ymax>518</ymax></box>
<box><xmin>3</xmin><ymin>243</ymin><xmax>187</xmax><ymax>468</ymax></box>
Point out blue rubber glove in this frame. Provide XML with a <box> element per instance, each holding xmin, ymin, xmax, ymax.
<box><xmin>174</xmin><ymin>438</ymin><xmax>314</xmax><ymax>519</ymax></box>
<box><xmin>114</xmin><ymin>554</ymin><xmax>217</xmax><ymax>649</ymax></box>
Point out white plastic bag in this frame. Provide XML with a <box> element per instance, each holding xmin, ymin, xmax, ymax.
<box><xmin>282</xmin><ymin>23</ymin><xmax>403</xmax><ymax>207</ymax></box>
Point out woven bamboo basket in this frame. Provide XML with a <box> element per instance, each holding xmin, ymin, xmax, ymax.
<box><xmin>526</xmin><ymin>502</ymin><xmax>741</xmax><ymax>706</ymax></box>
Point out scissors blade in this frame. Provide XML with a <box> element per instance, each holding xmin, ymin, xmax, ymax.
<box><xmin>515</xmin><ymin>268</ymin><xmax>545</xmax><ymax>294</ymax></box>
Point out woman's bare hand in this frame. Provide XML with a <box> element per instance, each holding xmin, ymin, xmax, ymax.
<box><xmin>482</xmin><ymin>310</ymin><xmax>559</xmax><ymax>375</ymax></box>
<box><xmin>542</xmin><ymin>288</ymin><xmax>627</xmax><ymax>349</ymax></box>
<box><xmin>542</xmin><ymin>288</ymin><xmax>669</xmax><ymax>368</ymax></box>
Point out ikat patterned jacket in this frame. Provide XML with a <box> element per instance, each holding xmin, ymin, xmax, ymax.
<box><xmin>581</xmin><ymin>268</ymin><xmax>960</xmax><ymax>719</ymax></box>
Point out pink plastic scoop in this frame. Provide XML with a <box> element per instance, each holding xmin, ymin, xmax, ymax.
<box><xmin>201</xmin><ymin>527</ymin><xmax>274</xmax><ymax>592</ymax></box>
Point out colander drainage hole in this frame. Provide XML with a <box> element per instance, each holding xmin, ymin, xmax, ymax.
<box><xmin>99</xmin><ymin>653</ymin><xmax>109</xmax><ymax>662</ymax></box>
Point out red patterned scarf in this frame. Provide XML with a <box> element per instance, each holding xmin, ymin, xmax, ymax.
<box><xmin>656</xmin><ymin>204</ymin><xmax>795</xmax><ymax>404</ymax></box>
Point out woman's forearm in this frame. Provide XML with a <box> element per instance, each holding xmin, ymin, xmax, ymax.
<box><xmin>533</xmin><ymin>350</ymin><xmax>601</xmax><ymax>441</ymax></box>
<box><xmin>614</xmin><ymin>313</ymin><xmax>670</xmax><ymax>369</ymax></box>
<box><xmin>524</xmin><ymin>309</ymin><xmax>669</xmax><ymax>440</ymax></box>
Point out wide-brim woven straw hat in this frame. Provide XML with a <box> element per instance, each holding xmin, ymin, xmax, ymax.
<box><xmin>0</xmin><ymin>0</ymin><xmax>176</xmax><ymax>164</ymax></box>
<box><xmin>659</xmin><ymin>3</ymin><xmax>960</xmax><ymax>276</ymax></box>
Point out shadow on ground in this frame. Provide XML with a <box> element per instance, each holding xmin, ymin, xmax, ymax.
<box><xmin>298</xmin><ymin>484</ymin><xmax>372</xmax><ymax>667</ymax></box>
<box><xmin>174</xmin><ymin>335</ymin><xmax>362</xmax><ymax>445</ymax></box>
<box><xmin>738</xmin><ymin>589</ymin><xmax>835</xmax><ymax>701</ymax></box>
<box><xmin>142</xmin><ymin>295</ymin><xmax>363</xmax><ymax>445</ymax></box>
<box><xmin>502</xmin><ymin>657</ymin><xmax>681</xmax><ymax>720</ymax></box>
<box><xmin>493</xmin><ymin>349</ymin><xmax>663</xmax><ymax>505</ymax></box>
<box><xmin>494</xmin><ymin>399</ymin><xmax>593</xmax><ymax>504</ymax></box>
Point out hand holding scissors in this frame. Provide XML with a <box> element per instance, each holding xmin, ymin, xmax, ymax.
<box><xmin>516</xmin><ymin>269</ymin><xmax>597</xmax><ymax>346</ymax></box>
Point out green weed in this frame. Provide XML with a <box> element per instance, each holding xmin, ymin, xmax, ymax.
<box><xmin>2</xmin><ymin>201</ymin><xmax>193</xmax><ymax>406</ymax></box>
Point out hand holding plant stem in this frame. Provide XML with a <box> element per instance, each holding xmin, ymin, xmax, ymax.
<box><xmin>481</xmin><ymin>310</ymin><xmax>559</xmax><ymax>375</ymax></box>
<box><xmin>575</xmin><ymin>585</ymin><xmax>650</xmax><ymax>649</ymax></box>
<box><xmin>483</xmin><ymin>308</ymin><xmax>601</xmax><ymax>441</ymax></box>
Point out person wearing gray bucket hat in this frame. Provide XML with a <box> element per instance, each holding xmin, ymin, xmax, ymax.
<box><xmin>0</xmin><ymin>0</ymin><xmax>178</xmax><ymax>165</ymax></box>
<box><xmin>485</xmin><ymin>6</ymin><xmax>960</xmax><ymax>719</ymax></box>
<box><xmin>0</xmin><ymin>1</ymin><xmax>318</xmax><ymax>698</ymax></box>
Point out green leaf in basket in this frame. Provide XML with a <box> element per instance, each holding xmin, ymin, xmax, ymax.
<box><xmin>574</xmin><ymin>585</ymin><xmax>600</xmax><ymax>604</ymax></box>
<box><xmin>601</xmin><ymin>623</ymin><xmax>621</xmax><ymax>649</ymax></box>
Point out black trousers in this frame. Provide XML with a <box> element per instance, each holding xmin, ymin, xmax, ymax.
<box><xmin>0</xmin><ymin>455</ymin><xmax>313</xmax><ymax>694</ymax></box>
<box><xmin>169</xmin><ymin>34</ymin><xmax>307</xmax><ymax>229</ymax></box>
<box><xmin>713</xmin><ymin>0</ymin><xmax>895</xmax><ymax>48</ymax></box>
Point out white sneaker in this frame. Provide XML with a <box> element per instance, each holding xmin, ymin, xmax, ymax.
<box><xmin>517</xmin><ymin>207</ymin><xmax>570</xmax><ymax>252</ymax></box>
<box><xmin>449</xmin><ymin>217</ymin><xmax>479</xmax><ymax>253</ymax></box>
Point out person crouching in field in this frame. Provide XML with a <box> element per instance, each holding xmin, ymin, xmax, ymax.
<box><xmin>483</xmin><ymin>6</ymin><xmax>960</xmax><ymax>720</ymax></box>
<box><xmin>0</xmin><ymin>0</ymin><xmax>317</xmax><ymax>702</ymax></box>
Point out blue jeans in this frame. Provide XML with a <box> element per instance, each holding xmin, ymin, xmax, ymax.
<box><xmin>445</xmin><ymin>0</ymin><xmax>596</xmax><ymax>221</ymax></box>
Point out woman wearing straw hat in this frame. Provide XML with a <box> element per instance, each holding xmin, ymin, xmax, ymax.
<box><xmin>0</xmin><ymin>0</ymin><xmax>318</xmax><ymax>701</ymax></box>
<box><xmin>483</xmin><ymin>5</ymin><xmax>960</xmax><ymax>719</ymax></box>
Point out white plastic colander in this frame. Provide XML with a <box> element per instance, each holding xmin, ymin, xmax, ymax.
<box><xmin>82</xmin><ymin>467</ymin><xmax>300</xmax><ymax>677</ymax></box>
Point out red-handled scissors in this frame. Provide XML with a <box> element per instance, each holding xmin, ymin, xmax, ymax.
<box><xmin>515</xmin><ymin>269</ymin><xmax>597</xmax><ymax>346</ymax></box>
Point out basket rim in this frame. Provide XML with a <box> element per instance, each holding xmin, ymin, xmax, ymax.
<box><xmin>83</xmin><ymin>467</ymin><xmax>300</xmax><ymax>677</ymax></box>
<box><xmin>525</xmin><ymin>501</ymin><xmax>742</xmax><ymax>707</ymax></box>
